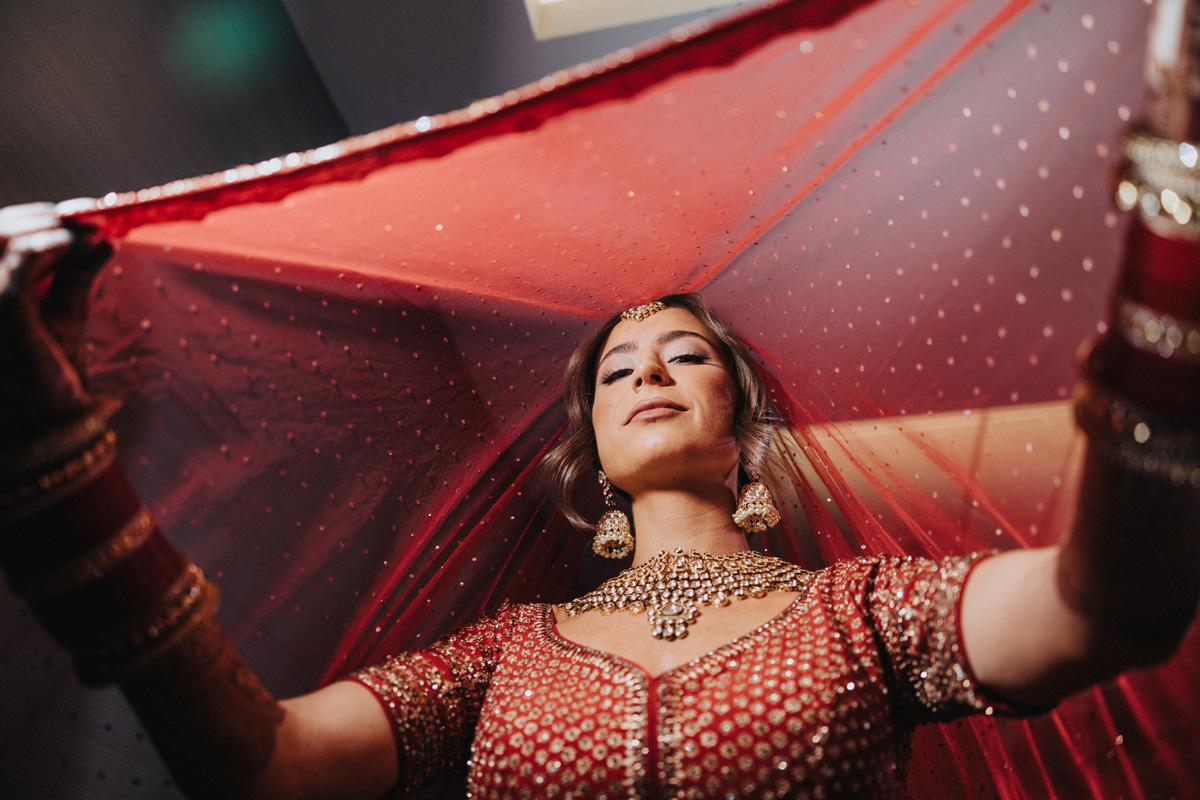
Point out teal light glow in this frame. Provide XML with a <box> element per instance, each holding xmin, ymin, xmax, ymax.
<box><xmin>167</xmin><ymin>1</ymin><xmax>288</xmax><ymax>94</ymax></box>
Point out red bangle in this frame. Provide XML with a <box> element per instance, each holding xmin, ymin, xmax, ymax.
<box><xmin>28</xmin><ymin>530</ymin><xmax>189</xmax><ymax>646</ymax></box>
<box><xmin>1117</xmin><ymin>218</ymin><xmax>1200</xmax><ymax>321</ymax></box>
<box><xmin>1083</xmin><ymin>334</ymin><xmax>1200</xmax><ymax>417</ymax></box>
<box><xmin>77</xmin><ymin>565</ymin><xmax>219</xmax><ymax>686</ymax></box>
<box><xmin>0</xmin><ymin>460</ymin><xmax>143</xmax><ymax>582</ymax></box>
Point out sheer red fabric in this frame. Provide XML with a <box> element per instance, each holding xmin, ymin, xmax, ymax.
<box><xmin>2</xmin><ymin>0</ymin><xmax>1197</xmax><ymax>797</ymax></box>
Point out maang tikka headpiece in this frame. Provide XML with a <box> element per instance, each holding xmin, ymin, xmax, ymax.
<box><xmin>621</xmin><ymin>301</ymin><xmax>666</xmax><ymax>322</ymax></box>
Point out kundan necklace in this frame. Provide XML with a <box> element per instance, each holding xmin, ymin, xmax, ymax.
<box><xmin>562</xmin><ymin>548</ymin><xmax>813</xmax><ymax>640</ymax></box>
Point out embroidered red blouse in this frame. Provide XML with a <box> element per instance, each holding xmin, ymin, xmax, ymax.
<box><xmin>351</xmin><ymin>554</ymin><xmax>1003</xmax><ymax>799</ymax></box>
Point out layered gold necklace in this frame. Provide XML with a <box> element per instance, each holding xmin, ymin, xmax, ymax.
<box><xmin>562</xmin><ymin>548</ymin><xmax>813</xmax><ymax>640</ymax></box>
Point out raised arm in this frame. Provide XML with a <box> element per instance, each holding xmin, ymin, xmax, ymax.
<box><xmin>956</xmin><ymin>10</ymin><xmax>1200</xmax><ymax>705</ymax></box>
<box><xmin>0</xmin><ymin>204</ymin><xmax>398</xmax><ymax>800</ymax></box>
<box><xmin>961</xmin><ymin>344</ymin><xmax>1199</xmax><ymax>707</ymax></box>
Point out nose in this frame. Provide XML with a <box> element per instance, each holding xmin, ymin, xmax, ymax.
<box><xmin>632</xmin><ymin>354</ymin><xmax>669</xmax><ymax>388</ymax></box>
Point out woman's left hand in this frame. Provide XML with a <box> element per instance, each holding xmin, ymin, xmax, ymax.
<box><xmin>0</xmin><ymin>201</ymin><xmax>112</xmax><ymax>445</ymax></box>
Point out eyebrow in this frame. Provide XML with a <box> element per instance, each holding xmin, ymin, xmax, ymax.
<box><xmin>596</xmin><ymin>330</ymin><xmax>717</xmax><ymax>371</ymax></box>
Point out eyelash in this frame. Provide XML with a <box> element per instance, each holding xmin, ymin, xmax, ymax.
<box><xmin>599</xmin><ymin>353</ymin><xmax>711</xmax><ymax>385</ymax></box>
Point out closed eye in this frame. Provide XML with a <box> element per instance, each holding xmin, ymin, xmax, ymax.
<box><xmin>599</xmin><ymin>368</ymin><xmax>633</xmax><ymax>385</ymax></box>
<box><xmin>670</xmin><ymin>353</ymin><xmax>711</xmax><ymax>365</ymax></box>
<box><xmin>599</xmin><ymin>353</ymin><xmax>711</xmax><ymax>385</ymax></box>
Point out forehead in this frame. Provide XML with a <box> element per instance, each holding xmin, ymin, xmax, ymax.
<box><xmin>600</xmin><ymin>307</ymin><xmax>711</xmax><ymax>354</ymax></box>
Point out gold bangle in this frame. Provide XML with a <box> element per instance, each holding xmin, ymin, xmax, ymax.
<box><xmin>0</xmin><ymin>430</ymin><xmax>117</xmax><ymax>511</ymax></box>
<box><xmin>0</xmin><ymin>397</ymin><xmax>122</xmax><ymax>484</ymax></box>
<box><xmin>1074</xmin><ymin>384</ymin><xmax>1200</xmax><ymax>488</ymax></box>
<box><xmin>76</xmin><ymin>564</ymin><xmax>220</xmax><ymax>685</ymax></box>
<box><xmin>1113</xmin><ymin>162</ymin><xmax>1200</xmax><ymax>229</ymax></box>
<box><xmin>17</xmin><ymin>508</ymin><xmax>157</xmax><ymax>602</ymax></box>
<box><xmin>1115</xmin><ymin>296</ymin><xmax>1200</xmax><ymax>362</ymax></box>
<box><xmin>1115</xmin><ymin>127</ymin><xmax>1200</xmax><ymax>233</ymax></box>
<box><xmin>1123</xmin><ymin>127</ymin><xmax>1200</xmax><ymax>179</ymax></box>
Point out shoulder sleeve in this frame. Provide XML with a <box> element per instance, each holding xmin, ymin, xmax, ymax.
<box><xmin>823</xmin><ymin>553</ymin><xmax>1034</xmax><ymax>724</ymax></box>
<box><xmin>345</xmin><ymin>602</ymin><xmax>524</xmax><ymax>794</ymax></box>
<box><xmin>861</xmin><ymin>553</ymin><xmax>994</xmax><ymax>722</ymax></box>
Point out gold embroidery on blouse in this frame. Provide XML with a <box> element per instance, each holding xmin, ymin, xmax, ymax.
<box><xmin>521</xmin><ymin>606</ymin><xmax>649</xmax><ymax>798</ymax></box>
<box><xmin>352</xmin><ymin>555</ymin><xmax>996</xmax><ymax>799</ymax></box>
<box><xmin>870</xmin><ymin>554</ymin><xmax>989</xmax><ymax>715</ymax></box>
<box><xmin>348</xmin><ymin>606</ymin><xmax>514</xmax><ymax>794</ymax></box>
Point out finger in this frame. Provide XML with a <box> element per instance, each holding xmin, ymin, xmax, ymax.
<box><xmin>0</xmin><ymin>228</ymin><xmax>74</xmax><ymax>298</ymax></box>
<box><xmin>0</xmin><ymin>202</ymin><xmax>59</xmax><ymax>240</ymax></box>
<box><xmin>54</xmin><ymin>197</ymin><xmax>99</xmax><ymax>217</ymax></box>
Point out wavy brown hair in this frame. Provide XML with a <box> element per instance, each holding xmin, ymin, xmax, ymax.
<box><xmin>543</xmin><ymin>294</ymin><xmax>774</xmax><ymax>529</ymax></box>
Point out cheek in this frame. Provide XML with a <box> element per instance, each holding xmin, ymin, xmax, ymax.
<box><xmin>702</xmin><ymin>375</ymin><xmax>738</xmax><ymax>434</ymax></box>
<box><xmin>590</xmin><ymin>393</ymin><xmax>619</xmax><ymax>450</ymax></box>
<box><xmin>591</xmin><ymin>390</ymin><xmax>614</xmax><ymax>427</ymax></box>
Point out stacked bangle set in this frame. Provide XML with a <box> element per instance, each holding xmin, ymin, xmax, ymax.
<box><xmin>0</xmin><ymin>399</ymin><xmax>216</xmax><ymax>685</ymax></box>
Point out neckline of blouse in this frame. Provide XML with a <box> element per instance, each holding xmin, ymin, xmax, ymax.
<box><xmin>542</xmin><ymin>587</ymin><xmax>813</xmax><ymax>681</ymax></box>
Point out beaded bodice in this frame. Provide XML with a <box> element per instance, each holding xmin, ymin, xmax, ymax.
<box><xmin>351</xmin><ymin>554</ymin><xmax>999</xmax><ymax>799</ymax></box>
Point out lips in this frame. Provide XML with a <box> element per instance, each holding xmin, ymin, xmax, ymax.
<box><xmin>625</xmin><ymin>398</ymin><xmax>686</xmax><ymax>424</ymax></box>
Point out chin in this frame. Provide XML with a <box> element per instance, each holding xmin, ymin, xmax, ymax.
<box><xmin>604</xmin><ymin>437</ymin><xmax>737</xmax><ymax>492</ymax></box>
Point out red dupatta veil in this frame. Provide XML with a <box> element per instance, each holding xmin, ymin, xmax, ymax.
<box><xmin>2</xmin><ymin>0</ymin><xmax>1197</xmax><ymax>797</ymax></box>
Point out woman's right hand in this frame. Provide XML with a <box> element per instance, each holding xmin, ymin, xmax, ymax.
<box><xmin>0</xmin><ymin>201</ymin><xmax>112</xmax><ymax>445</ymax></box>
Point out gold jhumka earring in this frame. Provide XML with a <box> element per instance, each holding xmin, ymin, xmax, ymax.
<box><xmin>732</xmin><ymin>473</ymin><xmax>781</xmax><ymax>533</ymax></box>
<box><xmin>593</xmin><ymin>470</ymin><xmax>634</xmax><ymax>559</ymax></box>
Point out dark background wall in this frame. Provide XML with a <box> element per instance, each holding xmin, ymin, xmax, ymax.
<box><xmin>0</xmin><ymin>0</ymin><xmax>715</xmax><ymax>206</ymax></box>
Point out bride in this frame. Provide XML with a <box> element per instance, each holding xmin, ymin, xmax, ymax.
<box><xmin>0</xmin><ymin>206</ymin><xmax>1195</xmax><ymax>799</ymax></box>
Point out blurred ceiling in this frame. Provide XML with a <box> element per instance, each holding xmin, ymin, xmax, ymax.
<box><xmin>0</xmin><ymin>0</ymin><xmax>717</xmax><ymax>206</ymax></box>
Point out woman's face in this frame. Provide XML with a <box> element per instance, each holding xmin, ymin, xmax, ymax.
<box><xmin>591</xmin><ymin>308</ymin><xmax>740</xmax><ymax>494</ymax></box>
